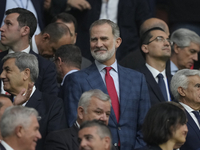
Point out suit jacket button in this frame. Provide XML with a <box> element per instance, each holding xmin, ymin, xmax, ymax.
<box><xmin>118</xmin><ymin>127</ymin><xmax>121</xmax><ymax>130</ymax></box>
<box><xmin>114</xmin><ymin>143</ymin><xmax>118</xmax><ymax>146</ymax></box>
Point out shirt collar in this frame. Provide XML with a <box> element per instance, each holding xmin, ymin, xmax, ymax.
<box><xmin>146</xmin><ymin>63</ymin><xmax>166</xmax><ymax>78</ymax></box>
<box><xmin>170</xmin><ymin>60</ymin><xmax>178</xmax><ymax>75</ymax></box>
<box><xmin>61</xmin><ymin>70</ymin><xmax>79</xmax><ymax>86</ymax></box>
<box><xmin>1</xmin><ymin>140</ymin><xmax>14</xmax><ymax>150</ymax></box>
<box><xmin>95</xmin><ymin>59</ymin><xmax>118</xmax><ymax>73</ymax></box>
<box><xmin>179</xmin><ymin>102</ymin><xmax>196</xmax><ymax>113</ymax></box>
<box><xmin>8</xmin><ymin>45</ymin><xmax>31</xmax><ymax>54</ymax></box>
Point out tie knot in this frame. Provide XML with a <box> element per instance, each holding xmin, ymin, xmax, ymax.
<box><xmin>192</xmin><ymin>110</ymin><xmax>200</xmax><ymax>116</ymax></box>
<box><xmin>105</xmin><ymin>67</ymin><xmax>112</xmax><ymax>72</ymax></box>
<box><xmin>157</xmin><ymin>73</ymin><xmax>164</xmax><ymax>79</ymax></box>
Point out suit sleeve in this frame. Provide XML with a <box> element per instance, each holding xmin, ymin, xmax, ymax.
<box><xmin>44</xmin><ymin>130</ymin><xmax>68</xmax><ymax>150</ymax></box>
<box><xmin>135</xmin><ymin>74</ymin><xmax>151</xmax><ymax>149</ymax></box>
<box><xmin>63</xmin><ymin>74</ymin><xmax>83</xmax><ymax>127</ymax></box>
<box><xmin>47</xmin><ymin>97</ymin><xmax>68</xmax><ymax>133</ymax></box>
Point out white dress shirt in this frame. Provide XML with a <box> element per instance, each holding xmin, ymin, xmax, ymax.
<box><xmin>146</xmin><ymin>63</ymin><xmax>171</xmax><ymax>101</ymax></box>
<box><xmin>170</xmin><ymin>60</ymin><xmax>179</xmax><ymax>75</ymax></box>
<box><xmin>95</xmin><ymin>60</ymin><xmax>120</xmax><ymax>102</ymax></box>
<box><xmin>99</xmin><ymin>0</ymin><xmax>119</xmax><ymax>24</ymax></box>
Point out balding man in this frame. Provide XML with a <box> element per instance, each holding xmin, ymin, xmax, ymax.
<box><xmin>119</xmin><ymin>18</ymin><xmax>169</xmax><ymax>70</ymax></box>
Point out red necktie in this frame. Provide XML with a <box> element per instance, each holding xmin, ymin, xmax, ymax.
<box><xmin>105</xmin><ymin>67</ymin><xmax>120</xmax><ymax>122</ymax></box>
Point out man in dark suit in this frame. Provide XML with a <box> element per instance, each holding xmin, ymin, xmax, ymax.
<box><xmin>171</xmin><ymin>69</ymin><xmax>200</xmax><ymax>150</ymax></box>
<box><xmin>45</xmin><ymin>89</ymin><xmax>112</xmax><ymax>150</ymax></box>
<box><xmin>54</xmin><ymin>44</ymin><xmax>81</xmax><ymax>97</ymax></box>
<box><xmin>0</xmin><ymin>106</ymin><xmax>41</xmax><ymax>150</ymax></box>
<box><xmin>0</xmin><ymin>8</ymin><xmax>58</xmax><ymax>95</ymax></box>
<box><xmin>0</xmin><ymin>52</ymin><xmax>67</xmax><ymax>150</ymax></box>
<box><xmin>66</xmin><ymin>0</ymin><xmax>152</xmax><ymax>61</ymax></box>
<box><xmin>137</xmin><ymin>27</ymin><xmax>173</xmax><ymax>105</ymax></box>
<box><xmin>64</xmin><ymin>19</ymin><xmax>150</xmax><ymax>150</ymax></box>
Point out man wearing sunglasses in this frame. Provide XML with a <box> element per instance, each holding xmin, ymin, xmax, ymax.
<box><xmin>137</xmin><ymin>27</ymin><xmax>173</xmax><ymax>105</ymax></box>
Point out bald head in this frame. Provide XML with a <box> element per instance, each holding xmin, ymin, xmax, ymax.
<box><xmin>140</xmin><ymin>18</ymin><xmax>169</xmax><ymax>37</ymax></box>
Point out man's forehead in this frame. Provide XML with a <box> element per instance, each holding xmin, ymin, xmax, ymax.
<box><xmin>5</xmin><ymin>13</ymin><xmax>19</xmax><ymax>21</ymax></box>
<box><xmin>150</xmin><ymin>30</ymin><xmax>168</xmax><ymax>38</ymax></box>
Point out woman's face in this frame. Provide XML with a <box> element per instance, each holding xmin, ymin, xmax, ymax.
<box><xmin>171</xmin><ymin>123</ymin><xmax>188</xmax><ymax>144</ymax></box>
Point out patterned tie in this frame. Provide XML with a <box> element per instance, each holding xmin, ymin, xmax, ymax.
<box><xmin>157</xmin><ymin>73</ymin><xmax>168</xmax><ymax>101</ymax></box>
<box><xmin>105</xmin><ymin>67</ymin><xmax>120</xmax><ymax>122</ymax></box>
<box><xmin>192</xmin><ymin>111</ymin><xmax>200</xmax><ymax>125</ymax></box>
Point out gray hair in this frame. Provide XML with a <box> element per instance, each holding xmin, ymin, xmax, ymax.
<box><xmin>78</xmin><ymin>89</ymin><xmax>111</xmax><ymax>113</ymax></box>
<box><xmin>170</xmin><ymin>28</ymin><xmax>200</xmax><ymax>52</ymax></box>
<box><xmin>2</xmin><ymin>52</ymin><xmax>39</xmax><ymax>83</ymax></box>
<box><xmin>170</xmin><ymin>69</ymin><xmax>200</xmax><ymax>101</ymax></box>
<box><xmin>89</xmin><ymin>19</ymin><xmax>120</xmax><ymax>39</ymax></box>
<box><xmin>80</xmin><ymin>120</ymin><xmax>112</xmax><ymax>148</ymax></box>
<box><xmin>0</xmin><ymin>106</ymin><xmax>39</xmax><ymax>138</ymax></box>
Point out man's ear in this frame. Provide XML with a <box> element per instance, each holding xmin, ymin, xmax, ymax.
<box><xmin>21</xmin><ymin>26</ymin><xmax>30</xmax><ymax>37</ymax></box>
<box><xmin>173</xmin><ymin>44</ymin><xmax>180</xmax><ymax>54</ymax></box>
<box><xmin>42</xmin><ymin>33</ymin><xmax>51</xmax><ymax>42</ymax></box>
<box><xmin>141</xmin><ymin>44</ymin><xmax>149</xmax><ymax>54</ymax></box>
<box><xmin>15</xmin><ymin>125</ymin><xmax>24</xmax><ymax>138</ymax></box>
<box><xmin>103</xmin><ymin>136</ymin><xmax>111</xmax><ymax>150</ymax></box>
<box><xmin>115</xmin><ymin>37</ymin><xmax>122</xmax><ymax>49</ymax></box>
<box><xmin>177</xmin><ymin>87</ymin><xmax>186</xmax><ymax>97</ymax></box>
<box><xmin>23</xmin><ymin>68</ymin><xmax>30</xmax><ymax>81</ymax></box>
<box><xmin>77</xmin><ymin>106</ymin><xmax>84</xmax><ymax>120</ymax></box>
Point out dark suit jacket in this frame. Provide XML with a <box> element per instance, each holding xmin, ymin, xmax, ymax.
<box><xmin>0</xmin><ymin>143</ymin><xmax>6</xmax><ymax>150</ymax></box>
<box><xmin>68</xmin><ymin>0</ymin><xmax>152</xmax><ymax>61</ymax></box>
<box><xmin>26</xmin><ymin>89</ymin><xmax>67</xmax><ymax>150</ymax></box>
<box><xmin>134</xmin><ymin>145</ymin><xmax>162</xmax><ymax>150</ymax></box>
<box><xmin>0</xmin><ymin>50</ymin><xmax>58</xmax><ymax>95</ymax></box>
<box><xmin>180</xmin><ymin>111</ymin><xmax>200</xmax><ymax>150</ymax></box>
<box><xmin>64</xmin><ymin>63</ymin><xmax>151</xmax><ymax>150</ymax></box>
<box><xmin>0</xmin><ymin>0</ymin><xmax>45</xmax><ymax>30</ymax></box>
<box><xmin>44</xmin><ymin>124</ymin><xmax>79</xmax><ymax>150</ymax></box>
<box><xmin>136</xmin><ymin>64</ymin><xmax>173</xmax><ymax>105</ymax></box>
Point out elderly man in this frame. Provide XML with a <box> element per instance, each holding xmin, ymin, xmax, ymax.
<box><xmin>78</xmin><ymin>120</ymin><xmax>112</xmax><ymax>150</ymax></box>
<box><xmin>171</xmin><ymin>69</ymin><xmax>200</xmax><ymax>150</ymax></box>
<box><xmin>0</xmin><ymin>7</ymin><xmax>58</xmax><ymax>95</ymax></box>
<box><xmin>137</xmin><ymin>27</ymin><xmax>173</xmax><ymax>105</ymax></box>
<box><xmin>0</xmin><ymin>52</ymin><xmax>67</xmax><ymax>150</ymax></box>
<box><xmin>170</xmin><ymin>28</ymin><xmax>200</xmax><ymax>75</ymax></box>
<box><xmin>64</xmin><ymin>19</ymin><xmax>150</xmax><ymax>150</ymax></box>
<box><xmin>0</xmin><ymin>106</ymin><xmax>41</xmax><ymax>150</ymax></box>
<box><xmin>45</xmin><ymin>89</ymin><xmax>112</xmax><ymax>150</ymax></box>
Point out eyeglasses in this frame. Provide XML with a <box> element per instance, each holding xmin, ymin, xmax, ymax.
<box><xmin>147</xmin><ymin>36</ymin><xmax>173</xmax><ymax>46</ymax></box>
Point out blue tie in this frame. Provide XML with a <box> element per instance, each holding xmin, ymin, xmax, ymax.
<box><xmin>192</xmin><ymin>111</ymin><xmax>200</xmax><ymax>125</ymax></box>
<box><xmin>157</xmin><ymin>73</ymin><xmax>168</xmax><ymax>101</ymax></box>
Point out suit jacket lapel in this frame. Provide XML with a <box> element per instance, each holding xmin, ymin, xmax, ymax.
<box><xmin>85</xmin><ymin>63</ymin><xmax>118</xmax><ymax>124</ymax></box>
<box><xmin>25</xmin><ymin>89</ymin><xmax>42</xmax><ymax>108</ymax></box>
<box><xmin>71</xmin><ymin>124</ymin><xmax>79</xmax><ymax>147</ymax></box>
<box><xmin>0</xmin><ymin>143</ymin><xmax>6</xmax><ymax>150</ymax></box>
<box><xmin>140</xmin><ymin>65</ymin><xmax>166</xmax><ymax>102</ymax></box>
<box><xmin>118</xmin><ymin>65</ymin><xmax>132</xmax><ymax>118</ymax></box>
<box><xmin>186</xmin><ymin>111</ymin><xmax>200</xmax><ymax>139</ymax></box>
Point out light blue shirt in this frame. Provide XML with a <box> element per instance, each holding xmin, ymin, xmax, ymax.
<box><xmin>95</xmin><ymin>60</ymin><xmax>120</xmax><ymax>102</ymax></box>
<box><xmin>170</xmin><ymin>60</ymin><xmax>179</xmax><ymax>75</ymax></box>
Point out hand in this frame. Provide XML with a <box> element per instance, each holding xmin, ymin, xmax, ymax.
<box><xmin>67</xmin><ymin>0</ymin><xmax>91</xmax><ymax>11</ymax></box>
<box><xmin>13</xmin><ymin>83</ymin><xmax>34</xmax><ymax>105</ymax></box>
